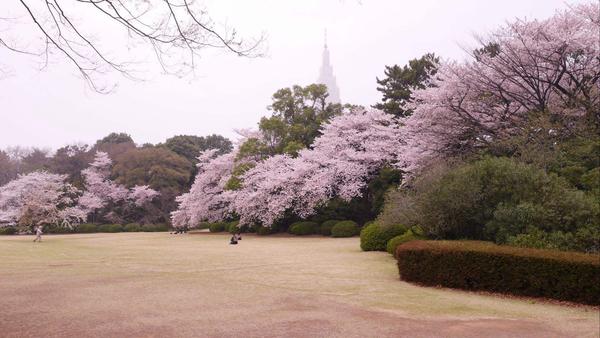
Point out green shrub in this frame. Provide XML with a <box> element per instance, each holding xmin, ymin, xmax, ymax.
<box><xmin>45</xmin><ymin>225</ymin><xmax>72</xmax><ymax>234</ymax></box>
<box><xmin>507</xmin><ymin>225</ymin><xmax>600</xmax><ymax>253</ymax></box>
<box><xmin>98</xmin><ymin>224</ymin><xmax>123</xmax><ymax>233</ymax></box>
<box><xmin>289</xmin><ymin>221</ymin><xmax>319</xmax><ymax>235</ymax></box>
<box><xmin>227</xmin><ymin>221</ymin><xmax>240</xmax><ymax>234</ymax></box>
<box><xmin>319</xmin><ymin>220</ymin><xmax>341</xmax><ymax>236</ymax></box>
<box><xmin>124</xmin><ymin>223</ymin><xmax>142</xmax><ymax>232</ymax></box>
<box><xmin>197</xmin><ymin>222</ymin><xmax>211</xmax><ymax>230</ymax></box>
<box><xmin>0</xmin><ymin>227</ymin><xmax>17</xmax><ymax>235</ymax></box>
<box><xmin>386</xmin><ymin>229</ymin><xmax>425</xmax><ymax>255</ymax></box>
<box><xmin>257</xmin><ymin>226</ymin><xmax>274</xmax><ymax>235</ymax></box>
<box><xmin>331</xmin><ymin>221</ymin><xmax>360</xmax><ymax>238</ymax></box>
<box><xmin>142</xmin><ymin>223</ymin><xmax>169</xmax><ymax>232</ymax></box>
<box><xmin>208</xmin><ymin>222</ymin><xmax>226</xmax><ymax>233</ymax></box>
<box><xmin>377</xmin><ymin>157</ymin><xmax>598</xmax><ymax>252</ymax></box>
<box><xmin>76</xmin><ymin>223</ymin><xmax>97</xmax><ymax>233</ymax></box>
<box><xmin>360</xmin><ymin>223</ymin><xmax>407</xmax><ymax>251</ymax></box>
<box><xmin>396</xmin><ymin>240</ymin><xmax>600</xmax><ymax>305</ymax></box>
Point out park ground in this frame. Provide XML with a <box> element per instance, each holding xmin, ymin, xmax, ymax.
<box><xmin>0</xmin><ymin>233</ymin><xmax>597</xmax><ymax>338</ymax></box>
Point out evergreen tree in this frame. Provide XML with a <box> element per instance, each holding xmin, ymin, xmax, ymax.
<box><xmin>375</xmin><ymin>53</ymin><xmax>439</xmax><ymax>118</ymax></box>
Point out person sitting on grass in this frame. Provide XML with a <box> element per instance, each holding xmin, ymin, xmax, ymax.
<box><xmin>33</xmin><ymin>225</ymin><xmax>43</xmax><ymax>243</ymax></box>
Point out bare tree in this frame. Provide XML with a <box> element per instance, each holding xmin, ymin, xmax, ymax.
<box><xmin>0</xmin><ymin>1</ymin><xmax>265</xmax><ymax>92</ymax></box>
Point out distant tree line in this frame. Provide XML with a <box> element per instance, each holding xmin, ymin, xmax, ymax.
<box><xmin>0</xmin><ymin>132</ymin><xmax>233</xmax><ymax>224</ymax></box>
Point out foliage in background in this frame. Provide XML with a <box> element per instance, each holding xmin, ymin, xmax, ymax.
<box><xmin>379</xmin><ymin>157</ymin><xmax>599</xmax><ymax>252</ymax></box>
<box><xmin>375</xmin><ymin>53</ymin><xmax>439</xmax><ymax>118</ymax></box>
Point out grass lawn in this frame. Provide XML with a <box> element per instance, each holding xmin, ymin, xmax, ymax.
<box><xmin>0</xmin><ymin>233</ymin><xmax>597</xmax><ymax>337</ymax></box>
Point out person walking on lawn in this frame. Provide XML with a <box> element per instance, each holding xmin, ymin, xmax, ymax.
<box><xmin>33</xmin><ymin>225</ymin><xmax>43</xmax><ymax>243</ymax></box>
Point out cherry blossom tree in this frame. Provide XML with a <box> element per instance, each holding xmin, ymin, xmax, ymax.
<box><xmin>234</xmin><ymin>108</ymin><xmax>404</xmax><ymax>226</ymax></box>
<box><xmin>80</xmin><ymin>151</ymin><xmax>159</xmax><ymax>222</ymax></box>
<box><xmin>171</xmin><ymin>149</ymin><xmax>237</xmax><ymax>228</ymax></box>
<box><xmin>172</xmin><ymin>108</ymin><xmax>404</xmax><ymax>228</ymax></box>
<box><xmin>0</xmin><ymin>171</ymin><xmax>85</xmax><ymax>227</ymax></box>
<box><xmin>404</xmin><ymin>3</ymin><xmax>600</xmax><ymax>171</ymax></box>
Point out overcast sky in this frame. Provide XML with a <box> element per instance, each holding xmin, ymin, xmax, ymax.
<box><xmin>0</xmin><ymin>0</ymin><xmax>587</xmax><ymax>150</ymax></box>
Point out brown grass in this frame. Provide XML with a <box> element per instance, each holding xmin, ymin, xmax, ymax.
<box><xmin>0</xmin><ymin>233</ymin><xmax>597</xmax><ymax>338</ymax></box>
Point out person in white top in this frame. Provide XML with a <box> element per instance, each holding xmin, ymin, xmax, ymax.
<box><xmin>33</xmin><ymin>226</ymin><xmax>43</xmax><ymax>243</ymax></box>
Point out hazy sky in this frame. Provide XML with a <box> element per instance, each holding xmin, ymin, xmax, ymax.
<box><xmin>0</xmin><ymin>0</ymin><xmax>587</xmax><ymax>150</ymax></box>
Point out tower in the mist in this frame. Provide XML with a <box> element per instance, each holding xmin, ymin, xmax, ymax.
<box><xmin>317</xmin><ymin>31</ymin><xmax>341</xmax><ymax>104</ymax></box>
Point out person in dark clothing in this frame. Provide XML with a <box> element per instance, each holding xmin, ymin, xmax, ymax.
<box><xmin>230</xmin><ymin>234</ymin><xmax>238</xmax><ymax>245</ymax></box>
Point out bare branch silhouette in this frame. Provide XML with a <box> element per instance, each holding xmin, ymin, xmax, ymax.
<box><xmin>0</xmin><ymin>0</ymin><xmax>265</xmax><ymax>92</ymax></box>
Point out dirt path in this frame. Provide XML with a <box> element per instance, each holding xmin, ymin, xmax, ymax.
<box><xmin>0</xmin><ymin>233</ymin><xmax>597</xmax><ymax>337</ymax></box>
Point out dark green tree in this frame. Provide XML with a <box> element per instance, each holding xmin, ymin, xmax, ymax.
<box><xmin>49</xmin><ymin>144</ymin><xmax>93</xmax><ymax>188</ymax></box>
<box><xmin>0</xmin><ymin>151</ymin><xmax>18</xmax><ymax>186</ymax></box>
<box><xmin>375</xmin><ymin>53</ymin><xmax>439</xmax><ymax>118</ymax></box>
<box><xmin>229</xmin><ymin>84</ymin><xmax>343</xmax><ymax>190</ymax></box>
<box><xmin>112</xmin><ymin>147</ymin><xmax>194</xmax><ymax>223</ymax></box>
<box><xmin>96</xmin><ymin>132</ymin><xmax>134</xmax><ymax>145</ymax></box>
<box><xmin>163</xmin><ymin>134</ymin><xmax>232</xmax><ymax>164</ymax></box>
<box><xmin>93</xmin><ymin>132</ymin><xmax>136</xmax><ymax>159</ymax></box>
<box><xmin>240</xmin><ymin>83</ymin><xmax>343</xmax><ymax>159</ymax></box>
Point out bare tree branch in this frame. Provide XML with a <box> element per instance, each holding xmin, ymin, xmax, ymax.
<box><xmin>1</xmin><ymin>0</ymin><xmax>265</xmax><ymax>93</ymax></box>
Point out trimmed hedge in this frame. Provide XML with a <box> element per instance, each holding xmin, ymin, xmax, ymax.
<box><xmin>257</xmin><ymin>226</ymin><xmax>274</xmax><ymax>235</ymax></box>
<box><xmin>76</xmin><ymin>223</ymin><xmax>97</xmax><ymax>233</ymax></box>
<box><xmin>289</xmin><ymin>221</ymin><xmax>319</xmax><ymax>235</ymax></box>
<box><xmin>395</xmin><ymin>240</ymin><xmax>600</xmax><ymax>305</ymax></box>
<box><xmin>209</xmin><ymin>222</ymin><xmax>227</xmax><ymax>233</ymax></box>
<box><xmin>198</xmin><ymin>222</ymin><xmax>211</xmax><ymax>230</ymax></box>
<box><xmin>331</xmin><ymin>221</ymin><xmax>360</xmax><ymax>238</ymax></box>
<box><xmin>319</xmin><ymin>220</ymin><xmax>341</xmax><ymax>236</ymax></box>
<box><xmin>360</xmin><ymin>222</ymin><xmax>407</xmax><ymax>251</ymax></box>
<box><xmin>142</xmin><ymin>223</ymin><xmax>169</xmax><ymax>232</ymax></box>
<box><xmin>0</xmin><ymin>227</ymin><xmax>17</xmax><ymax>235</ymax></box>
<box><xmin>98</xmin><ymin>224</ymin><xmax>123</xmax><ymax>233</ymax></box>
<box><xmin>124</xmin><ymin>223</ymin><xmax>142</xmax><ymax>232</ymax></box>
<box><xmin>387</xmin><ymin>229</ymin><xmax>425</xmax><ymax>256</ymax></box>
<box><xmin>227</xmin><ymin>221</ymin><xmax>240</xmax><ymax>234</ymax></box>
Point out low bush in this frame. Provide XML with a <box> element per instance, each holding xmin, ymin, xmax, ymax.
<box><xmin>377</xmin><ymin>157</ymin><xmax>598</xmax><ymax>252</ymax></box>
<box><xmin>142</xmin><ymin>223</ymin><xmax>169</xmax><ymax>232</ymax></box>
<box><xmin>256</xmin><ymin>222</ymin><xmax>284</xmax><ymax>235</ymax></box>
<box><xmin>0</xmin><ymin>227</ymin><xmax>17</xmax><ymax>235</ymax></box>
<box><xmin>124</xmin><ymin>223</ymin><xmax>142</xmax><ymax>232</ymax></box>
<box><xmin>506</xmin><ymin>225</ymin><xmax>600</xmax><ymax>253</ymax></box>
<box><xmin>76</xmin><ymin>223</ymin><xmax>98</xmax><ymax>233</ymax></box>
<box><xmin>386</xmin><ymin>229</ymin><xmax>425</xmax><ymax>255</ymax></box>
<box><xmin>395</xmin><ymin>240</ymin><xmax>600</xmax><ymax>305</ymax></box>
<box><xmin>319</xmin><ymin>220</ymin><xmax>341</xmax><ymax>236</ymax></box>
<box><xmin>257</xmin><ymin>226</ymin><xmax>274</xmax><ymax>235</ymax></box>
<box><xmin>227</xmin><ymin>221</ymin><xmax>240</xmax><ymax>234</ymax></box>
<box><xmin>97</xmin><ymin>224</ymin><xmax>123</xmax><ymax>233</ymax></box>
<box><xmin>289</xmin><ymin>221</ymin><xmax>319</xmax><ymax>235</ymax></box>
<box><xmin>331</xmin><ymin>221</ymin><xmax>360</xmax><ymax>238</ymax></box>
<box><xmin>360</xmin><ymin>222</ymin><xmax>407</xmax><ymax>251</ymax></box>
<box><xmin>209</xmin><ymin>222</ymin><xmax>226</xmax><ymax>233</ymax></box>
<box><xmin>197</xmin><ymin>222</ymin><xmax>211</xmax><ymax>230</ymax></box>
<box><xmin>45</xmin><ymin>225</ymin><xmax>72</xmax><ymax>234</ymax></box>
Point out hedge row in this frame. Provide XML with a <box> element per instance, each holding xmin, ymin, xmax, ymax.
<box><xmin>395</xmin><ymin>240</ymin><xmax>600</xmax><ymax>305</ymax></box>
<box><xmin>288</xmin><ymin>221</ymin><xmax>319</xmax><ymax>235</ymax></box>
<box><xmin>79</xmin><ymin>223</ymin><xmax>169</xmax><ymax>233</ymax></box>
<box><xmin>360</xmin><ymin>222</ymin><xmax>407</xmax><ymax>251</ymax></box>
<box><xmin>331</xmin><ymin>221</ymin><xmax>360</xmax><ymax>237</ymax></box>
<box><xmin>198</xmin><ymin>219</ymin><xmax>364</xmax><ymax>237</ymax></box>
<box><xmin>386</xmin><ymin>229</ymin><xmax>425</xmax><ymax>256</ymax></box>
<box><xmin>319</xmin><ymin>220</ymin><xmax>341</xmax><ymax>236</ymax></box>
<box><xmin>0</xmin><ymin>223</ymin><xmax>170</xmax><ymax>234</ymax></box>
